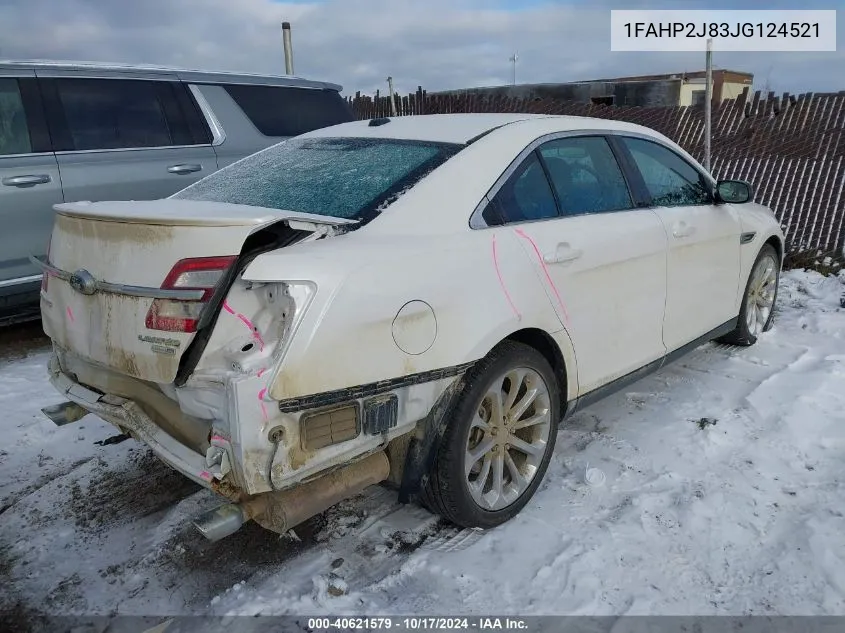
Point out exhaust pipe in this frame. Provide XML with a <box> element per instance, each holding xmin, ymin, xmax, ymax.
<box><xmin>42</xmin><ymin>401</ymin><xmax>90</xmax><ymax>426</ymax></box>
<box><xmin>282</xmin><ymin>21</ymin><xmax>294</xmax><ymax>75</ymax></box>
<box><xmin>193</xmin><ymin>450</ymin><xmax>390</xmax><ymax>542</ymax></box>
<box><xmin>193</xmin><ymin>503</ymin><xmax>248</xmax><ymax>542</ymax></box>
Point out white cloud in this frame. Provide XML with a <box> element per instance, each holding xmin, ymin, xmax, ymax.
<box><xmin>0</xmin><ymin>0</ymin><xmax>841</xmax><ymax>96</ymax></box>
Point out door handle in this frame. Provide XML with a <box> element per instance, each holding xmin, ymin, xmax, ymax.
<box><xmin>543</xmin><ymin>243</ymin><xmax>583</xmax><ymax>265</ymax></box>
<box><xmin>2</xmin><ymin>174</ymin><xmax>51</xmax><ymax>187</ymax></box>
<box><xmin>167</xmin><ymin>164</ymin><xmax>203</xmax><ymax>175</ymax></box>
<box><xmin>672</xmin><ymin>222</ymin><xmax>696</xmax><ymax>238</ymax></box>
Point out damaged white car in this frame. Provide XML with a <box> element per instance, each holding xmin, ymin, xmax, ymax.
<box><xmin>35</xmin><ymin>113</ymin><xmax>784</xmax><ymax>540</ymax></box>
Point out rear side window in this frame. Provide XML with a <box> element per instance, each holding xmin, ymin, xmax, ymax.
<box><xmin>49</xmin><ymin>79</ymin><xmax>201</xmax><ymax>151</ymax></box>
<box><xmin>223</xmin><ymin>84</ymin><xmax>354</xmax><ymax>137</ymax></box>
<box><xmin>621</xmin><ymin>137</ymin><xmax>711</xmax><ymax>207</ymax></box>
<box><xmin>538</xmin><ymin>137</ymin><xmax>632</xmax><ymax>215</ymax></box>
<box><xmin>173</xmin><ymin>137</ymin><xmax>460</xmax><ymax>222</ymax></box>
<box><xmin>0</xmin><ymin>78</ymin><xmax>32</xmax><ymax>155</ymax></box>
<box><xmin>483</xmin><ymin>153</ymin><xmax>559</xmax><ymax>226</ymax></box>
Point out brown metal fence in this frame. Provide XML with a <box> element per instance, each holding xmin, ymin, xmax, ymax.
<box><xmin>348</xmin><ymin>88</ymin><xmax>845</xmax><ymax>267</ymax></box>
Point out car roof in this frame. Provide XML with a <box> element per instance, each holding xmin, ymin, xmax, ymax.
<box><xmin>0</xmin><ymin>59</ymin><xmax>343</xmax><ymax>92</ymax></box>
<box><xmin>303</xmin><ymin>113</ymin><xmax>666</xmax><ymax>145</ymax></box>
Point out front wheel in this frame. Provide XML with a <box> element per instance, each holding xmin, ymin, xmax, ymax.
<box><xmin>719</xmin><ymin>244</ymin><xmax>780</xmax><ymax>346</ymax></box>
<box><xmin>421</xmin><ymin>341</ymin><xmax>560</xmax><ymax>529</ymax></box>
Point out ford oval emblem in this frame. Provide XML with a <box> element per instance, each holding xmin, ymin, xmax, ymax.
<box><xmin>69</xmin><ymin>269</ymin><xmax>97</xmax><ymax>296</ymax></box>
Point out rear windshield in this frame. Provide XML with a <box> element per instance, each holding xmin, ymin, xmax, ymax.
<box><xmin>172</xmin><ymin>137</ymin><xmax>461</xmax><ymax>221</ymax></box>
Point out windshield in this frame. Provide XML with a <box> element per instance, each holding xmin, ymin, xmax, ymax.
<box><xmin>172</xmin><ymin>137</ymin><xmax>462</xmax><ymax>221</ymax></box>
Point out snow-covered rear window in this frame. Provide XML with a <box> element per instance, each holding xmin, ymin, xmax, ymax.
<box><xmin>172</xmin><ymin>137</ymin><xmax>461</xmax><ymax>221</ymax></box>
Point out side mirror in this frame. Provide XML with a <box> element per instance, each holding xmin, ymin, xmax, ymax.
<box><xmin>716</xmin><ymin>179</ymin><xmax>753</xmax><ymax>204</ymax></box>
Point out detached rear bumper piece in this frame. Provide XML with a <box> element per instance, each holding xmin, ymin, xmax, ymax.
<box><xmin>46</xmin><ymin>354</ymin><xmax>221</xmax><ymax>492</ymax></box>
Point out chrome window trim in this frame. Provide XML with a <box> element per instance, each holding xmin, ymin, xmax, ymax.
<box><xmin>0</xmin><ymin>69</ymin><xmax>35</xmax><ymax>78</ymax></box>
<box><xmin>469</xmin><ymin>128</ymin><xmax>716</xmax><ymax>230</ymax></box>
<box><xmin>0</xmin><ymin>150</ymin><xmax>55</xmax><ymax>159</ymax></box>
<box><xmin>188</xmin><ymin>84</ymin><xmax>226</xmax><ymax>147</ymax></box>
<box><xmin>53</xmin><ymin>144</ymin><xmax>214</xmax><ymax>156</ymax></box>
<box><xmin>29</xmin><ymin>256</ymin><xmax>206</xmax><ymax>301</ymax></box>
<box><xmin>0</xmin><ymin>274</ymin><xmax>43</xmax><ymax>288</ymax></box>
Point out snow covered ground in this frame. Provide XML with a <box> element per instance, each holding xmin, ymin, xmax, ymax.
<box><xmin>1</xmin><ymin>269</ymin><xmax>844</xmax><ymax>626</ymax></box>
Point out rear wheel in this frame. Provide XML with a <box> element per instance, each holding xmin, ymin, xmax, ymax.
<box><xmin>421</xmin><ymin>341</ymin><xmax>560</xmax><ymax>529</ymax></box>
<box><xmin>719</xmin><ymin>244</ymin><xmax>780</xmax><ymax>346</ymax></box>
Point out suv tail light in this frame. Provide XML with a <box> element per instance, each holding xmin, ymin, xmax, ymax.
<box><xmin>145</xmin><ymin>256</ymin><xmax>237</xmax><ymax>333</ymax></box>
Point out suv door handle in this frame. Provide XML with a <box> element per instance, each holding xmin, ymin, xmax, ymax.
<box><xmin>672</xmin><ymin>222</ymin><xmax>696</xmax><ymax>238</ymax></box>
<box><xmin>167</xmin><ymin>164</ymin><xmax>203</xmax><ymax>175</ymax></box>
<box><xmin>2</xmin><ymin>174</ymin><xmax>51</xmax><ymax>187</ymax></box>
<box><xmin>543</xmin><ymin>243</ymin><xmax>583</xmax><ymax>265</ymax></box>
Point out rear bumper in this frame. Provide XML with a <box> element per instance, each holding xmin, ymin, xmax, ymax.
<box><xmin>46</xmin><ymin>348</ymin><xmax>472</xmax><ymax>498</ymax></box>
<box><xmin>47</xmin><ymin>354</ymin><xmax>222</xmax><ymax>493</ymax></box>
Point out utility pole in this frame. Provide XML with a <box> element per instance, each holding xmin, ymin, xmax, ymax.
<box><xmin>509</xmin><ymin>52</ymin><xmax>518</xmax><ymax>86</ymax></box>
<box><xmin>704</xmin><ymin>38</ymin><xmax>713</xmax><ymax>172</ymax></box>
<box><xmin>386</xmin><ymin>76</ymin><xmax>397</xmax><ymax>117</ymax></box>
<box><xmin>282</xmin><ymin>22</ymin><xmax>294</xmax><ymax>75</ymax></box>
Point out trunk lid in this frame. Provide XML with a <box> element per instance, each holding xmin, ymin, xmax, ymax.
<box><xmin>41</xmin><ymin>199</ymin><xmax>351</xmax><ymax>384</ymax></box>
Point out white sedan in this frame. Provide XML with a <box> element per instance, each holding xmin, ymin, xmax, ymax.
<box><xmin>36</xmin><ymin>113</ymin><xmax>783</xmax><ymax>540</ymax></box>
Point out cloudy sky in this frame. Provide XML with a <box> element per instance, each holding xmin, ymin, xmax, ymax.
<box><xmin>0</xmin><ymin>0</ymin><xmax>841</xmax><ymax>96</ymax></box>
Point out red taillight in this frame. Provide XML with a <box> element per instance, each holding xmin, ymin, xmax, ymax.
<box><xmin>145</xmin><ymin>256</ymin><xmax>237</xmax><ymax>333</ymax></box>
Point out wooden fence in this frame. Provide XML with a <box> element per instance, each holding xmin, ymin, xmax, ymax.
<box><xmin>348</xmin><ymin>88</ymin><xmax>845</xmax><ymax>265</ymax></box>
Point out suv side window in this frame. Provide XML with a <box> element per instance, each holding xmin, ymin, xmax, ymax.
<box><xmin>482</xmin><ymin>152</ymin><xmax>559</xmax><ymax>226</ymax></box>
<box><xmin>51</xmin><ymin>78</ymin><xmax>194</xmax><ymax>151</ymax></box>
<box><xmin>222</xmin><ymin>84</ymin><xmax>354</xmax><ymax>137</ymax></box>
<box><xmin>538</xmin><ymin>136</ymin><xmax>632</xmax><ymax>215</ymax></box>
<box><xmin>621</xmin><ymin>136</ymin><xmax>712</xmax><ymax>206</ymax></box>
<box><xmin>0</xmin><ymin>78</ymin><xmax>32</xmax><ymax>155</ymax></box>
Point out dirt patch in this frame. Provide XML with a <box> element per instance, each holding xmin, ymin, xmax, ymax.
<box><xmin>43</xmin><ymin>573</ymin><xmax>87</xmax><ymax>613</ymax></box>
<box><xmin>67</xmin><ymin>450</ymin><xmax>201</xmax><ymax>533</ymax></box>
<box><xmin>1</xmin><ymin>457</ymin><xmax>93</xmax><ymax>519</ymax></box>
<box><xmin>0</xmin><ymin>601</ymin><xmax>44</xmax><ymax>633</ymax></box>
<box><xmin>0</xmin><ymin>545</ymin><xmax>43</xmax><ymax>633</ymax></box>
<box><xmin>152</xmin><ymin>517</ymin><xmax>322</xmax><ymax>609</ymax></box>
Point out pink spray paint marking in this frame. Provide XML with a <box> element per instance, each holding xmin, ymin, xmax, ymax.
<box><xmin>491</xmin><ymin>234</ymin><xmax>522</xmax><ymax>320</ymax></box>
<box><xmin>66</xmin><ymin>306</ymin><xmax>75</xmax><ymax>323</ymax></box>
<box><xmin>256</xmin><ymin>368</ymin><xmax>267</xmax><ymax>378</ymax></box>
<box><xmin>222</xmin><ymin>300</ymin><xmax>265</xmax><ymax>351</ymax></box>
<box><xmin>210</xmin><ymin>435</ymin><xmax>227</xmax><ymax>443</ymax></box>
<box><xmin>258</xmin><ymin>388</ymin><xmax>269</xmax><ymax>421</ymax></box>
<box><xmin>514</xmin><ymin>228</ymin><xmax>571</xmax><ymax>325</ymax></box>
<box><xmin>199</xmin><ymin>470</ymin><xmax>212</xmax><ymax>481</ymax></box>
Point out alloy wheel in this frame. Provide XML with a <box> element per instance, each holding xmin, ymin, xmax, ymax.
<box><xmin>464</xmin><ymin>367</ymin><xmax>553</xmax><ymax>511</ymax></box>
<box><xmin>745</xmin><ymin>253</ymin><xmax>778</xmax><ymax>336</ymax></box>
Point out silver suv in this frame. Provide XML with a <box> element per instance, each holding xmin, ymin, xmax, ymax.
<box><xmin>0</xmin><ymin>60</ymin><xmax>353</xmax><ymax>325</ymax></box>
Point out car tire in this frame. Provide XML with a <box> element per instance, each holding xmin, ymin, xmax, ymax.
<box><xmin>420</xmin><ymin>341</ymin><xmax>561</xmax><ymax>529</ymax></box>
<box><xmin>718</xmin><ymin>244</ymin><xmax>780</xmax><ymax>347</ymax></box>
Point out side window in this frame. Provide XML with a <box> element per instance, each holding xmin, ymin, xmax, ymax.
<box><xmin>0</xmin><ymin>78</ymin><xmax>32</xmax><ymax>155</ymax></box>
<box><xmin>622</xmin><ymin>137</ymin><xmax>712</xmax><ymax>206</ymax></box>
<box><xmin>538</xmin><ymin>136</ymin><xmax>632</xmax><ymax>215</ymax></box>
<box><xmin>54</xmin><ymin>79</ymin><xmax>178</xmax><ymax>151</ymax></box>
<box><xmin>482</xmin><ymin>152</ymin><xmax>558</xmax><ymax>226</ymax></box>
<box><xmin>223</xmin><ymin>84</ymin><xmax>354</xmax><ymax>137</ymax></box>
